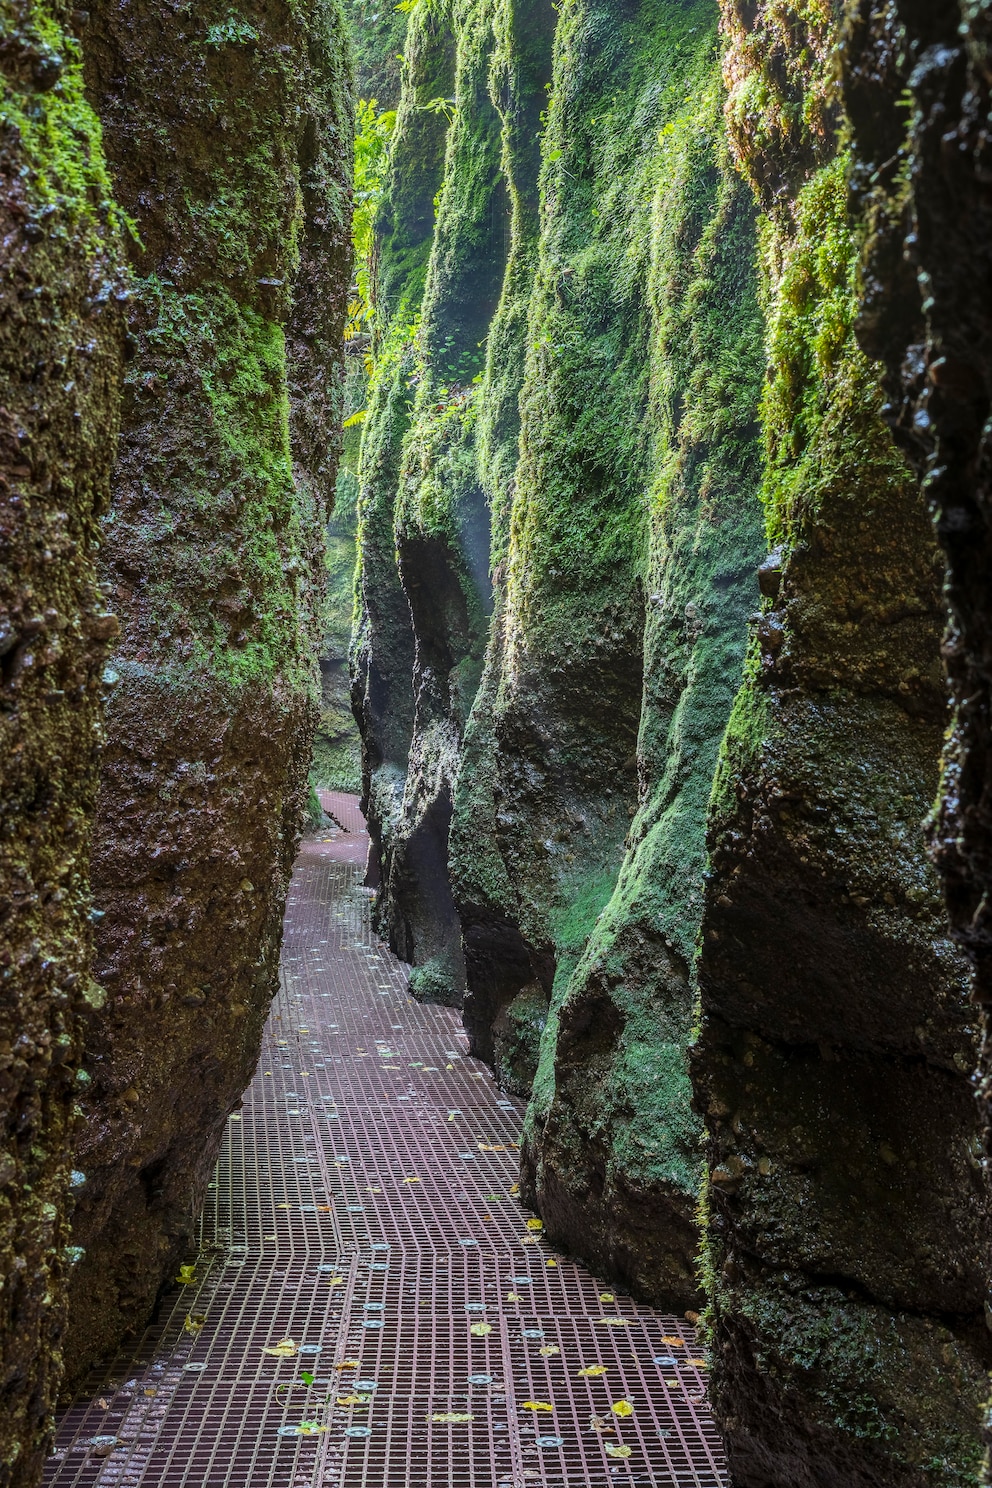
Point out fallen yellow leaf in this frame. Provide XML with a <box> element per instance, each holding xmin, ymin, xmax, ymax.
<box><xmin>470</xmin><ymin>1323</ymin><xmax>492</xmax><ymax>1336</ymax></box>
<box><xmin>327</xmin><ymin>1276</ymin><xmax>344</xmax><ymax>1286</ymax></box>
<box><xmin>431</xmin><ymin>1413</ymin><xmax>474</xmax><ymax>1423</ymax></box>
<box><xmin>522</xmin><ymin>1401</ymin><xmax>554</xmax><ymax>1412</ymax></box>
<box><xmin>510</xmin><ymin>1183</ymin><xmax>520</xmax><ymax>1196</ymax></box>
<box><xmin>262</xmin><ymin>1338</ymin><xmax>297</xmax><ymax>1358</ymax></box>
<box><xmin>599</xmin><ymin>1292</ymin><xmax>615</xmax><ymax>1303</ymax></box>
<box><xmin>690</xmin><ymin>1358</ymin><xmax>706</xmax><ymax>1367</ymax></box>
<box><xmin>335</xmin><ymin>1359</ymin><xmax>361</xmax><ymax>1370</ymax></box>
<box><xmin>175</xmin><ymin>1264</ymin><xmax>196</xmax><ymax>1285</ymax></box>
<box><xmin>184</xmin><ymin>1313</ymin><xmax>205</xmax><ymax>1336</ymax></box>
<box><xmin>402</xmin><ymin>1176</ymin><xmax>420</xmax><ymax>1184</ymax></box>
<box><xmin>507</xmin><ymin>1293</ymin><xmax>521</xmax><ymax>1302</ymax></box>
<box><xmin>539</xmin><ymin>1346</ymin><xmax>560</xmax><ymax>1356</ymax></box>
<box><xmin>595</xmin><ymin>1317</ymin><xmax>629</xmax><ymax>1327</ymax></box>
<box><xmin>661</xmin><ymin>1336</ymin><xmax>684</xmax><ymax>1347</ymax></box>
<box><xmin>546</xmin><ymin>1259</ymin><xmax>558</xmax><ymax>1268</ymax></box>
<box><xmin>578</xmin><ymin>1365</ymin><xmax>608</xmax><ymax>1377</ymax></box>
<box><xmin>605</xmin><ymin>1444</ymin><xmax>632</xmax><ymax>1459</ymax></box>
<box><xmin>611</xmin><ymin>1400</ymin><xmax>633</xmax><ymax>1418</ymax></box>
<box><xmin>526</xmin><ymin>1218</ymin><xmax>544</xmax><ymax>1231</ymax></box>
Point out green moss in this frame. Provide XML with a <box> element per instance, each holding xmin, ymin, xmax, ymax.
<box><xmin>0</xmin><ymin>0</ymin><xmax>131</xmax><ymax>239</ymax></box>
<box><xmin>517</xmin><ymin>16</ymin><xmax>764</xmax><ymax>1287</ymax></box>
<box><xmin>108</xmin><ymin>280</ymin><xmax>309</xmax><ymax>694</ymax></box>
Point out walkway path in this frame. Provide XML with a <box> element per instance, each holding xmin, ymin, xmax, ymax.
<box><xmin>45</xmin><ymin>796</ymin><xmax>727</xmax><ymax>1488</ymax></box>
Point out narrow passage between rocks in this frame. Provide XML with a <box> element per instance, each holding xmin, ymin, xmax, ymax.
<box><xmin>45</xmin><ymin>798</ymin><xmax>726</xmax><ymax>1488</ymax></box>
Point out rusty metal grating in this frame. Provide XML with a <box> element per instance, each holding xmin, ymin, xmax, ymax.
<box><xmin>45</xmin><ymin>794</ymin><xmax>729</xmax><ymax>1487</ymax></box>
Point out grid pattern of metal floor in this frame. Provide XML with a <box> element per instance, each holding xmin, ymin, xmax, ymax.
<box><xmin>45</xmin><ymin>794</ymin><xmax>728</xmax><ymax>1487</ymax></box>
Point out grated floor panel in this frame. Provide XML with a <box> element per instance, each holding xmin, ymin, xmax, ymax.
<box><xmin>45</xmin><ymin>794</ymin><xmax>728</xmax><ymax>1487</ymax></box>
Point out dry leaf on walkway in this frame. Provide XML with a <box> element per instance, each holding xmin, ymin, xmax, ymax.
<box><xmin>611</xmin><ymin>1400</ymin><xmax>633</xmax><ymax>1418</ymax></box>
<box><xmin>578</xmin><ymin>1365</ymin><xmax>608</xmax><ymax>1377</ymax></box>
<box><xmin>470</xmin><ymin>1323</ymin><xmax>492</xmax><ymax>1336</ymax></box>
<box><xmin>598</xmin><ymin>1292</ymin><xmax>614</xmax><ymax>1302</ymax></box>
<box><xmin>336</xmin><ymin>1394</ymin><xmax>365</xmax><ymax>1406</ymax></box>
<box><xmin>526</xmin><ymin>1219</ymin><xmax>543</xmax><ymax>1231</ymax></box>
<box><xmin>539</xmin><ymin>1346</ymin><xmax>560</xmax><ymax>1356</ymax></box>
<box><xmin>335</xmin><ymin>1359</ymin><xmax>361</xmax><ymax>1370</ymax></box>
<box><xmin>522</xmin><ymin>1401</ymin><xmax>554</xmax><ymax>1412</ymax></box>
<box><xmin>660</xmin><ymin>1336</ymin><xmax>684</xmax><ymax>1347</ymax></box>
<box><xmin>175</xmin><ymin>1264</ymin><xmax>196</xmax><ymax>1285</ymax></box>
<box><xmin>430</xmin><ymin>1413</ymin><xmax>474</xmax><ymax>1423</ymax></box>
<box><xmin>184</xmin><ymin>1314</ymin><xmax>205</xmax><ymax>1336</ymax></box>
<box><xmin>402</xmin><ymin>1176</ymin><xmax>420</xmax><ymax>1183</ymax></box>
<box><xmin>262</xmin><ymin>1338</ymin><xmax>297</xmax><ymax>1357</ymax></box>
<box><xmin>605</xmin><ymin>1444</ymin><xmax>632</xmax><ymax>1459</ymax></box>
<box><xmin>595</xmin><ymin>1318</ymin><xmax>629</xmax><ymax>1328</ymax></box>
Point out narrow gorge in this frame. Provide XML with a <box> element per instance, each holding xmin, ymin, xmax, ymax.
<box><xmin>3</xmin><ymin>0</ymin><xmax>992</xmax><ymax>1486</ymax></box>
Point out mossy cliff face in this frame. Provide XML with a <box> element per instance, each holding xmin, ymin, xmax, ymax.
<box><xmin>443</xmin><ymin>0</ymin><xmax>555</xmax><ymax>1040</ymax></box>
<box><xmin>372</xmin><ymin>0</ymin><xmax>522</xmax><ymax>1004</ymax></box>
<box><xmin>313</xmin><ymin>457</ymin><xmax>362</xmax><ymax>794</ymax></box>
<box><xmin>351</xmin><ymin>0</ymin><xmax>452</xmax><ymax>924</ymax></box>
<box><xmin>845</xmin><ymin>2</ymin><xmax>992</xmax><ymax>1189</ymax></box>
<box><xmin>353</xmin><ymin>0</ymin><xmax>765</xmax><ymax>1307</ymax></box>
<box><xmin>0</xmin><ymin>3</ymin><xmax>125</xmax><ymax>1476</ymax></box>
<box><xmin>62</xmin><ymin>0</ymin><xmax>351</xmax><ymax>1382</ymax></box>
<box><xmin>512</xmin><ymin>2</ymin><xmax>765</xmax><ymax>1308</ymax></box>
<box><xmin>693</xmin><ymin>4</ymin><xmax>991</xmax><ymax>1482</ymax></box>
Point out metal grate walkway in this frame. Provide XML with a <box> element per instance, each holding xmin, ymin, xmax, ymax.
<box><xmin>45</xmin><ymin>794</ymin><xmax>728</xmax><ymax>1488</ymax></box>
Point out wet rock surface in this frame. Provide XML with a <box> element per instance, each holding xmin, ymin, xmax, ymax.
<box><xmin>0</xmin><ymin>3</ymin><xmax>126</xmax><ymax>1478</ymax></box>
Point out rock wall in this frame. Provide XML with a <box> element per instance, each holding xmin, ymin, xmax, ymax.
<box><xmin>692</xmin><ymin>3</ymin><xmax>991</xmax><ymax>1482</ymax></box>
<box><xmin>846</xmin><ymin>1</ymin><xmax>992</xmax><ymax>1197</ymax></box>
<box><xmin>313</xmin><ymin>455</ymin><xmax>362</xmax><ymax>796</ymax></box>
<box><xmin>350</xmin><ymin>0</ymin><xmax>453</xmax><ymax>930</ymax></box>
<box><xmin>353</xmin><ymin>0</ymin><xmax>766</xmax><ymax>1308</ymax></box>
<box><xmin>62</xmin><ymin>0</ymin><xmax>352</xmax><ymax>1382</ymax></box>
<box><xmin>0</xmin><ymin>3</ymin><xmax>126</xmax><ymax>1476</ymax></box>
<box><xmin>513</xmin><ymin>1</ymin><xmax>765</xmax><ymax>1309</ymax></box>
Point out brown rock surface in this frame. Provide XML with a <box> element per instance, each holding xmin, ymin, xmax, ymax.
<box><xmin>62</xmin><ymin>0</ymin><xmax>352</xmax><ymax>1382</ymax></box>
<box><xmin>0</xmin><ymin>2</ymin><xmax>126</xmax><ymax>1478</ymax></box>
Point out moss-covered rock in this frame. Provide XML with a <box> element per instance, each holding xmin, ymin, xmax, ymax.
<box><xmin>512</xmin><ymin>0</ymin><xmax>767</xmax><ymax>1308</ymax></box>
<box><xmin>694</xmin><ymin>3</ymin><xmax>991</xmax><ymax>1480</ymax></box>
<box><xmin>0</xmin><ymin>2</ymin><xmax>126</xmax><ymax>1473</ymax></box>
<box><xmin>351</xmin><ymin>0</ymin><xmax>453</xmax><ymax>906</ymax></box>
<box><xmin>62</xmin><ymin>0</ymin><xmax>352</xmax><ymax>1381</ymax></box>
<box><xmin>845</xmin><ymin>0</ymin><xmax>992</xmax><ymax>1238</ymax></box>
